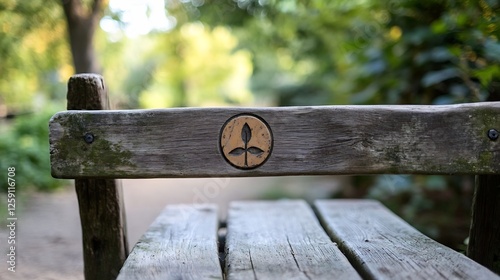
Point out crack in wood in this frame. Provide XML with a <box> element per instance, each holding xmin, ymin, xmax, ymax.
<box><xmin>286</xmin><ymin>236</ymin><xmax>312</xmax><ymax>280</ymax></box>
<box><xmin>248</xmin><ymin>249</ymin><xmax>258</xmax><ymax>280</ymax></box>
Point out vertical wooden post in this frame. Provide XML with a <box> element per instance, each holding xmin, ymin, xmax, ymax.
<box><xmin>67</xmin><ymin>74</ymin><xmax>129</xmax><ymax>280</ymax></box>
<box><xmin>468</xmin><ymin>175</ymin><xmax>500</xmax><ymax>273</ymax></box>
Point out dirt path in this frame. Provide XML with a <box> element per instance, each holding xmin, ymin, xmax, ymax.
<box><xmin>0</xmin><ymin>177</ymin><xmax>339</xmax><ymax>280</ymax></box>
<box><xmin>0</xmin><ymin>188</ymin><xmax>83</xmax><ymax>280</ymax></box>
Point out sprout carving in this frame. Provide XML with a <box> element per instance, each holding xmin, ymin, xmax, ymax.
<box><xmin>229</xmin><ymin>123</ymin><xmax>264</xmax><ymax>167</ymax></box>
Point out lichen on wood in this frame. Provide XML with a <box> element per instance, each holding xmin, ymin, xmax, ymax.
<box><xmin>50</xmin><ymin>112</ymin><xmax>135</xmax><ymax>178</ymax></box>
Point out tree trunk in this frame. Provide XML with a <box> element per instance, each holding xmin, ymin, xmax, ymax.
<box><xmin>61</xmin><ymin>0</ymin><xmax>103</xmax><ymax>74</ymax></box>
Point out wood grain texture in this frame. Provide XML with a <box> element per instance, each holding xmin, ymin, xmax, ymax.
<box><xmin>315</xmin><ymin>199</ymin><xmax>499</xmax><ymax>280</ymax></box>
<box><xmin>117</xmin><ymin>204</ymin><xmax>222</xmax><ymax>280</ymax></box>
<box><xmin>49</xmin><ymin>103</ymin><xmax>500</xmax><ymax>178</ymax></box>
<box><xmin>67</xmin><ymin>74</ymin><xmax>109</xmax><ymax>110</ymax></box>
<box><xmin>224</xmin><ymin>200</ymin><xmax>361</xmax><ymax>280</ymax></box>
<box><xmin>66</xmin><ymin>74</ymin><xmax>128</xmax><ymax>280</ymax></box>
<box><xmin>467</xmin><ymin>175</ymin><xmax>500</xmax><ymax>274</ymax></box>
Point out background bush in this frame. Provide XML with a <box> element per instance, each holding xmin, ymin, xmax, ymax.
<box><xmin>0</xmin><ymin>109</ymin><xmax>67</xmax><ymax>192</ymax></box>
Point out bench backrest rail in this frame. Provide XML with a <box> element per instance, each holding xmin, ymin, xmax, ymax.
<box><xmin>50</xmin><ymin>103</ymin><xmax>500</xmax><ymax>178</ymax></box>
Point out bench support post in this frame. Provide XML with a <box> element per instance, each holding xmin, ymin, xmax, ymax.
<box><xmin>468</xmin><ymin>175</ymin><xmax>500</xmax><ymax>274</ymax></box>
<box><xmin>67</xmin><ymin>74</ymin><xmax>129</xmax><ymax>280</ymax></box>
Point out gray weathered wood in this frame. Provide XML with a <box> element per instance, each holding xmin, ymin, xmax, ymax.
<box><xmin>224</xmin><ymin>200</ymin><xmax>361</xmax><ymax>280</ymax></box>
<box><xmin>315</xmin><ymin>199</ymin><xmax>499</xmax><ymax>280</ymax></box>
<box><xmin>49</xmin><ymin>103</ymin><xmax>500</xmax><ymax>178</ymax></box>
<box><xmin>467</xmin><ymin>175</ymin><xmax>500</xmax><ymax>274</ymax></box>
<box><xmin>117</xmin><ymin>204</ymin><xmax>222</xmax><ymax>280</ymax></box>
<box><xmin>66</xmin><ymin>74</ymin><xmax>128</xmax><ymax>280</ymax></box>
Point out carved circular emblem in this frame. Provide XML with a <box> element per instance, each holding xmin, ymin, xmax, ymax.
<box><xmin>220</xmin><ymin>114</ymin><xmax>273</xmax><ymax>169</ymax></box>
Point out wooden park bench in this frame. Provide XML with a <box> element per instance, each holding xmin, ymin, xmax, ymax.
<box><xmin>49</xmin><ymin>74</ymin><xmax>500</xmax><ymax>279</ymax></box>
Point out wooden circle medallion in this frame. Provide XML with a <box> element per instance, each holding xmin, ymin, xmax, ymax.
<box><xmin>220</xmin><ymin>114</ymin><xmax>273</xmax><ymax>169</ymax></box>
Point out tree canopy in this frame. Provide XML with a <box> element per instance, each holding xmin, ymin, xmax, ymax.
<box><xmin>1</xmin><ymin>0</ymin><xmax>499</xmax><ymax>113</ymax></box>
<box><xmin>0</xmin><ymin>0</ymin><xmax>68</xmax><ymax>113</ymax></box>
<box><xmin>172</xmin><ymin>0</ymin><xmax>500</xmax><ymax>105</ymax></box>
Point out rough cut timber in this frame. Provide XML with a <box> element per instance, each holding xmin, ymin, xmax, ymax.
<box><xmin>117</xmin><ymin>204</ymin><xmax>222</xmax><ymax>280</ymax></box>
<box><xmin>315</xmin><ymin>199</ymin><xmax>499</xmax><ymax>280</ymax></box>
<box><xmin>49</xmin><ymin>102</ymin><xmax>500</xmax><ymax>178</ymax></box>
<box><xmin>467</xmin><ymin>174</ymin><xmax>500</xmax><ymax>272</ymax></box>
<box><xmin>66</xmin><ymin>74</ymin><xmax>128</xmax><ymax>280</ymax></box>
<box><xmin>224</xmin><ymin>200</ymin><xmax>361</xmax><ymax>280</ymax></box>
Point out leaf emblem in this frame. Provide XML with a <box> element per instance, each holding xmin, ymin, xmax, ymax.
<box><xmin>241</xmin><ymin>123</ymin><xmax>251</xmax><ymax>144</ymax></box>
<box><xmin>225</xmin><ymin>120</ymin><xmax>269</xmax><ymax>168</ymax></box>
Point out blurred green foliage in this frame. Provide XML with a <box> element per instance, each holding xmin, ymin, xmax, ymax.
<box><xmin>3</xmin><ymin>0</ymin><xmax>499</xmax><ymax>109</ymax></box>
<box><xmin>102</xmin><ymin>24</ymin><xmax>254</xmax><ymax>109</ymax></box>
<box><xmin>173</xmin><ymin>0</ymin><xmax>500</xmax><ymax>105</ymax></box>
<box><xmin>0</xmin><ymin>109</ymin><xmax>66</xmax><ymax>192</ymax></box>
<box><xmin>351</xmin><ymin>0</ymin><xmax>500</xmax><ymax>104</ymax></box>
<box><xmin>0</xmin><ymin>0</ymin><xmax>69</xmax><ymax>112</ymax></box>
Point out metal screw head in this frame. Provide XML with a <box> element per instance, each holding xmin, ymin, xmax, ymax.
<box><xmin>488</xmin><ymin>129</ymin><xmax>499</xmax><ymax>141</ymax></box>
<box><xmin>84</xmin><ymin>133</ymin><xmax>94</xmax><ymax>144</ymax></box>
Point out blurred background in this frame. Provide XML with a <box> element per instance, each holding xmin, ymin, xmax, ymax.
<box><xmin>1</xmin><ymin>0</ymin><xmax>499</xmax><ymax>278</ymax></box>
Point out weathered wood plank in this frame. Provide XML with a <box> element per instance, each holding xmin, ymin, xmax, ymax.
<box><xmin>467</xmin><ymin>175</ymin><xmax>500</xmax><ymax>273</ymax></box>
<box><xmin>117</xmin><ymin>204</ymin><xmax>222</xmax><ymax>280</ymax></box>
<box><xmin>66</xmin><ymin>74</ymin><xmax>128</xmax><ymax>280</ymax></box>
<box><xmin>49</xmin><ymin>103</ymin><xmax>500</xmax><ymax>178</ymax></box>
<box><xmin>315</xmin><ymin>199</ymin><xmax>499</xmax><ymax>280</ymax></box>
<box><xmin>224</xmin><ymin>200</ymin><xmax>361</xmax><ymax>280</ymax></box>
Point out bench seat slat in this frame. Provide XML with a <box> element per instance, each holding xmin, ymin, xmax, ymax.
<box><xmin>50</xmin><ymin>103</ymin><xmax>500</xmax><ymax>178</ymax></box>
<box><xmin>314</xmin><ymin>199</ymin><xmax>499</xmax><ymax>280</ymax></box>
<box><xmin>117</xmin><ymin>204</ymin><xmax>222</xmax><ymax>280</ymax></box>
<box><xmin>224</xmin><ymin>200</ymin><xmax>361</xmax><ymax>280</ymax></box>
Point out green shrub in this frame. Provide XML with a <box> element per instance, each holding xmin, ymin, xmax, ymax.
<box><xmin>0</xmin><ymin>109</ymin><xmax>67</xmax><ymax>192</ymax></box>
